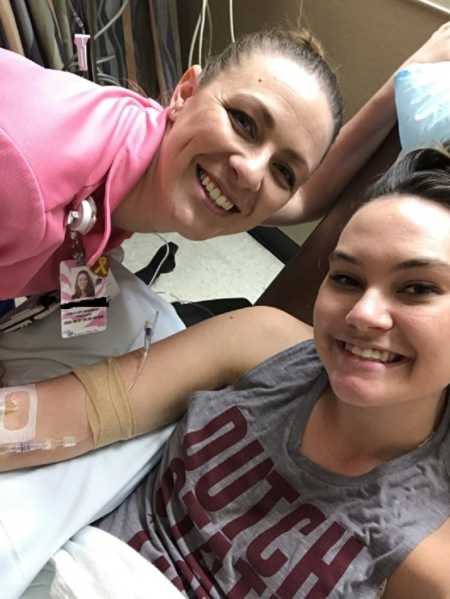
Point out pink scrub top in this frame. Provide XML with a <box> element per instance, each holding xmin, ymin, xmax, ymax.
<box><xmin>0</xmin><ymin>49</ymin><xmax>167</xmax><ymax>299</ymax></box>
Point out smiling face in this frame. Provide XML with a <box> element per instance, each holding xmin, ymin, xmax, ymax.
<box><xmin>148</xmin><ymin>52</ymin><xmax>334</xmax><ymax>239</ymax></box>
<box><xmin>313</xmin><ymin>194</ymin><xmax>450</xmax><ymax>410</ymax></box>
<box><xmin>77</xmin><ymin>272</ymin><xmax>89</xmax><ymax>291</ymax></box>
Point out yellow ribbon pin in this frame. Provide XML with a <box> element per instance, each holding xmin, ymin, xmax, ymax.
<box><xmin>92</xmin><ymin>256</ymin><xmax>109</xmax><ymax>278</ymax></box>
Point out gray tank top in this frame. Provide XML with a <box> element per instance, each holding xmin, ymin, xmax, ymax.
<box><xmin>99</xmin><ymin>340</ymin><xmax>450</xmax><ymax>598</ymax></box>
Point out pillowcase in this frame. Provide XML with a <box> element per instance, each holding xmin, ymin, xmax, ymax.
<box><xmin>394</xmin><ymin>61</ymin><xmax>450</xmax><ymax>152</ymax></box>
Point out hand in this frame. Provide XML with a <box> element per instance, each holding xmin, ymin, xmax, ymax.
<box><xmin>403</xmin><ymin>21</ymin><xmax>450</xmax><ymax>68</ymax></box>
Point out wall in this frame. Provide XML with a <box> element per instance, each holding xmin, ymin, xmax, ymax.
<box><xmin>177</xmin><ymin>0</ymin><xmax>447</xmax><ymax>244</ymax></box>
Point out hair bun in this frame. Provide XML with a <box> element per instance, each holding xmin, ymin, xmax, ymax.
<box><xmin>285</xmin><ymin>28</ymin><xmax>326</xmax><ymax>60</ymax></box>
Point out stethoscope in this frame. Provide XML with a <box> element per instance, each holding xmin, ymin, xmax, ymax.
<box><xmin>66</xmin><ymin>196</ymin><xmax>97</xmax><ymax>236</ymax></box>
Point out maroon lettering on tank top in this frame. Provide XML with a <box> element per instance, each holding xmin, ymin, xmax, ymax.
<box><xmin>276</xmin><ymin>522</ymin><xmax>364</xmax><ymax>597</ymax></box>
<box><xmin>247</xmin><ymin>503</ymin><xmax>327</xmax><ymax>577</ymax></box>
<box><xmin>130</xmin><ymin>405</ymin><xmax>364</xmax><ymax>597</ymax></box>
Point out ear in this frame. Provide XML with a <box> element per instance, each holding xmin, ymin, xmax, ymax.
<box><xmin>168</xmin><ymin>65</ymin><xmax>202</xmax><ymax>121</ymax></box>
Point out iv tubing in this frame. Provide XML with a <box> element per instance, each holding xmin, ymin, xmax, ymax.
<box><xmin>127</xmin><ymin>310</ymin><xmax>160</xmax><ymax>392</ymax></box>
<box><xmin>0</xmin><ymin>436</ymin><xmax>77</xmax><ymax>455</ymax></box>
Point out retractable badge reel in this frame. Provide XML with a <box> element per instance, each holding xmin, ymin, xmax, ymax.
<box><xmin>60</xmin><ymin>197</ymin><xmax>119</xmax><ymax>339</ymax></box>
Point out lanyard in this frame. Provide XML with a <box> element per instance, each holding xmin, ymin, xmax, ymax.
<box><xmin>66</xmin><ymin>196</ymin><xmax>97</xmax><ymax>264</ymax></box>
<box><xmin>0</xmin><ymin>197</ymin><xmax>102</xmax><ymax>335</ymax></box>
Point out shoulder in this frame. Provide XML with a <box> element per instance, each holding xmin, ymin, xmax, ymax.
<box><xmin>209</xmin><ymin>306</ymin><xmax>313</xmax><ymax>379</ymax></box>
<box><xmin>225</xmin><ymin>305</ymin><xmax>312</xmax><ymax>340</ymax></box>
<box><xmin>241</xmin><ymin>305</ymin><xmax>312</xmax><ymax>342</ymax></box>
<box><xmin>138</xmin><ymin>306</ymin><xmax>313</xmax><ymax>404</ymax></box>
<box><xmin>383</xmin><ymin>517</ymin><xmax>450</xmax><ymax>598</ymax></box>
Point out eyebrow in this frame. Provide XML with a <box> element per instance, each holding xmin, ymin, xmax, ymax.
<box><xmin>329</xmin><ymin>250</ymin><xmax>450</xmax><ymax>271</ymax></box>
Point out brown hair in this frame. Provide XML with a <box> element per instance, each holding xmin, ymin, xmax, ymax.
<box><xmin>365</xmin><ymin>143</ymin><xmax>450</xmax><ymax>206</ymax></box>
<box><xmin>72</xmin><ymin>269</ymin><xmax>96</xmax><ymax>300</ymax></box>
<box><xmin>199</xmin><ymin>28</ymin><xmax>343</xmax><ymax>147</ymax></box>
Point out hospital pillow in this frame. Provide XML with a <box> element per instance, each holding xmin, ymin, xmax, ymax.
<box><xmin>394</xmin><ymin>61</ymin><xmax>450</xmax><ymax>152</ymax></box>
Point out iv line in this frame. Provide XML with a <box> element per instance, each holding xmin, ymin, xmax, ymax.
<box><xmin>127</xmin><ymin>310</ymin><xmax>160</xmax><ymax>393</ymax></box>
<box><xmin>0</xmin><ymin>436</ymin><xmax>77</xmax><ymax>455</ymax></box>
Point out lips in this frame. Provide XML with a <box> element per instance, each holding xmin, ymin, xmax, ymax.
<box><xmin>196</xmin><ymin>166</ymin><xmax>239</xmax><ymax>213</ymax></box>
<box><xmin>339</xmin><ymin>341</ymin><xmax>405</xmax><ymax>364</ymax></box>
<box><xmin>345</xmin><ymin>342</ymin><xmax>402</xmax><ymax>363</ymax></box>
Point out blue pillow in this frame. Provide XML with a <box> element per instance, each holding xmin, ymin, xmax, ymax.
<box><xmin>395</xmin><ymin>61</ymin><xmax>450</xmax><ymax>152</ymax></box>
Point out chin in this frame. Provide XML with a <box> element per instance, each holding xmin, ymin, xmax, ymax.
<box><xmin>175</xmin><ymin>225</ymin><xmax>215</xmax><ymax>241</ymax></box>
<box><xmin>173</xmin><ymin>213</ymin><xmax>223</xmax><ymax>241</ymax></box>
<box><xmin>329</xmin><ymin>378</ymin><xmax>387</xmax><ymax>408</ymax></box>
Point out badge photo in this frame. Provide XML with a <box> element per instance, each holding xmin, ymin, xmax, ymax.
<box><xmin>60</xmin><ymin>260</ymin><xmax>108</xmax><ymax>338</ymax></box>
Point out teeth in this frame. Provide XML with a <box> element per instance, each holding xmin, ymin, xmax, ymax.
<box><xmin>199</xmin><ymin>169</ymin><xmax>234</xmax><ymax>212</ymax></box>
<box><xmin>345</xmin><ymin>343</ymin><xmax>398</xmax><ymax>363</ymax></box>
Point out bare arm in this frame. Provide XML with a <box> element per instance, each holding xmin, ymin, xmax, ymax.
<box><xmin>383</xmin><ymin>518</ymin><xmax>450</xmax><ymax>599</ymax></box>
<box><xmin>266</xmin><ymin>22</ymin><xmax>450</xmax><ymax>226</ymax></box>
<box><xmin>0</xmin><ymin>307</ymin><xmax>312</xmax><ymax>472</ymax></box>
<box><xmin>267</xmin><ymin>78</ymin><xmax>396</xmax><ymax>225</ymax></box>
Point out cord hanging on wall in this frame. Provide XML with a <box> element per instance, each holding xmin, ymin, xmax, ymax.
<box><xmin>188</xmin><ymin>0</ymin><xmax>235</xmax><ymax>68</ymax></box>
<box><xmin>229</xmin><ymin>0</ymin><xmax>235</xmax><ymax>43</ymax></box>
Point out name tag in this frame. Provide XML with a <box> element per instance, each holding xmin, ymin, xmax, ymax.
<box><xmin>59</xmin><ymin>258</ymin><xmax>118</xmax><ymax>338</ymax></box>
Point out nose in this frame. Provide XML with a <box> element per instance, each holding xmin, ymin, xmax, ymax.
<box><xmin>228</xmin><ymin>148</ymin><xmax>270</xmax><ymax>193</ymax></box>
<box><xmin>345</xmin><ymin>289</ymin><xmax>393</xmax><ymax>331</ymax></box>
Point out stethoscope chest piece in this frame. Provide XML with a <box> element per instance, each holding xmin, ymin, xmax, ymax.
<box><xmin>66</xmin><ymin>196</ymin><xmax>97</xmax><ymax>235</ymax></box>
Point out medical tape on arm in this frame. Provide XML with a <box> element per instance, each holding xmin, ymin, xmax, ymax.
<box><xmin>72</xmin><ymin>358</ymin><xmax>136</xmax><ymax>449</ymax></box>
<box><xmin>0</xmin><ymin>386</ymin><xmax>38</xmax><ymax>443</ymax></box>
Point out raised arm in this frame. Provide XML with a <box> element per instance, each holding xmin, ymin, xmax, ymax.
<box><xmin>267</xmin><ymin>22</ymin><xmax>450</xmax><ymax>225</ymax></box>
<box><xmin>382</xmin><ymin>518</ymin><xmax>450</xmax><ymax>599</ymax></box>
<box><xmin>0</xmin><ymin>306</ymin><xmax>312</xmax><ymax>472</ymax></box>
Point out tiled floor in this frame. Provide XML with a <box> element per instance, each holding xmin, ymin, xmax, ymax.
<box><xmin>122</xmin><ymin>231</ymin><xmax>284</xmax><ymax>305</ymax></box>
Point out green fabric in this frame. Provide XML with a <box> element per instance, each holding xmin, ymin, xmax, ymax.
<box><xmin>52</xmin><ymin>0</ymin><xmax>74</xmax><ymax>67</ymax></box>
<box><xmin>27</xmin><ymin>0</ymin><xmax>63</xmax><ymax>68</ymax></box>
<box><xmin>0</xmin><ymin>0</ymin><xmax>24</xmax><ymax>54</ymax></box>
<box><xmin>10</xmin><ymin>0</ymin><xmax>44</xmax><ymax>64</ymax></box>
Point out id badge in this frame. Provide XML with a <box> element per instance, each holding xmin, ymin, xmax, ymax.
<box><xmin>59</xmin><ymin>258</ymin><xmax>117</xmax><ymax>338</ymax></box>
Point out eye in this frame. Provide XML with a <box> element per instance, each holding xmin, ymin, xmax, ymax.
<box><xmin>227</xmin><ymin>108</ymin><xmax>257</xmax><ymax>139</ymax></box>
<box><xmin>328</xmin><ymin>273</ymin><xmax>362</xmax><ymax>289</ymax></box>
<box><xmin>400</xmin><ymin>282</ymin><xmax>442</xmax><ymax>297</ymax></box>
<box><xmin>273</xmin><ymin>162</ymin><xmax>296</xmax><ymax>190</ymax></box>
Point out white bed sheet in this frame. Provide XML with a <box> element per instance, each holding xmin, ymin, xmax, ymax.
<box><xmin>22</xmin><ymin>526</ymin><xmax>183</xmax><ymax>599</ymax></box>
<box><xmin>0</xmin><ymin>260</ymin><xmax>185</xmax><ymax>599</ymax></box>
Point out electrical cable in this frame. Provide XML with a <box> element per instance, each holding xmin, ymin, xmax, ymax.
<box><xmin>143</xmin><ymin>232</ymin><xmax>217</xmax><ymax>321</ymax></box>
<box><xmin>298</xmin><ymin>0</ymin><xmax>305</xmax><ymax>26</ymax></box>
<box><xmin>158</xmin><ymin>290</ymin><xmax>217</xmax><ymax>320</ymax></box>
<box><xmin>198</xmin><ymin>0</ymin><xmax>208</xmax><ymax>66</ymax></box>
<box><xmin>64</xmin><ymin>0</ymin><xmax>129</xmax><ymax>76</ymax></box>
<box><xmin>94</xmin><ymin>0</ymin><xmax>130</xmax><ymax>40</ymax></box>
<box><xmin>96</xmin><ymin>55</ymin><xmax>116</xmax><ymax>66</ymax></box>
<box><xmin>63</xmin><ymin>0</ymin><xmax>86</xmax><ymax>71</ymax></box>
<box><xmin>96</xmin><ymin>73</ymin><xmax>122</xmax><ymax>86</ymax></box>
<box><xmin>86</xmin><ymin>0</ymin><xmax>98</xmax><ymax>83</ymax></box>
<box><xmin>229</xmin><ymin>0</ymin><xmax>235</xmax><ymax>43</ymax></box>
<box><xmin>68</xmin><ymin>0</ymin><xmax>86</xmax><ymax>34</ymax></box>
<box><xmin>188</xmin><ymin>11</ymin><xmax>201</xmax><ymax>67</ymax></box>
<box><xmin>147</xmin><ymin>233</ymin><xmax>171</xmax><ymax>288</ymax></box>
<box><xmin>206</xmin><ymin>1</ymin><xmax>213</xmax><ymax>58</ymax></box>
<box><xmin>189</xmin><ymin>0</ymin><xmax>214</xmax><ymax>68</ymax></box>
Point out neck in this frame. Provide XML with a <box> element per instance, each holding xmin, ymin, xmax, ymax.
<box><xmin>303</xmin><ymin>387</ymin><xmax>447</xmax><ymax>476</ymax></box>
<box><xmin>111</xmin><ymin>153</ymin><xmax>167</xmax><ymax>234</ymax></box>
